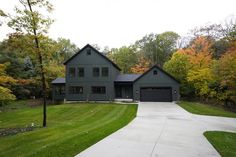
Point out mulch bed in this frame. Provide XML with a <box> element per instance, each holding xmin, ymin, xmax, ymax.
<box><xmin>0</xmin><ymin>126</ymin><xmax>40</xmax><ymax>137</ymax></box>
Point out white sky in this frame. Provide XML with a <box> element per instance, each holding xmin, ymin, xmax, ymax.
<box><xmin>0</xmin><ymin>0</ymin><xmax>236</xmax><ymax>49</ymax></box>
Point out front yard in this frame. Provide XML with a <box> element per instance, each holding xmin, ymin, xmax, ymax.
<box><xmin>204</xmin><ymin>131</ymin><xmax>236</xmax><ymax>157</ymax></box>
<box><xmin>0</xmin><ymin>101</ymin><xmax>137</xmax><ymax>157</ymax></box>
<box><xmin>178</xmin><ymin>101</ymin><xmax>236</xmax><ymax>118</ymax></box>
<box><xmin>179</xmin><ymin>101</ymin><xmax>236</xmax><ymax>157</ymax></box>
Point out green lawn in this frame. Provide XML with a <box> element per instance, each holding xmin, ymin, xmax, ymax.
<box><xmin>178</xmin><ymin>101</ymin><xmax>236</xmax><ymax>118</ymax></box>
<box><xmin>0</xmin><ymin>101</ymin><xmax>137</xmax><ymax>157</ymax></box>
<box><xmin>204</xmin><ymin>131</ymin><xmax>236</xmax><ymax>157</ymax></box>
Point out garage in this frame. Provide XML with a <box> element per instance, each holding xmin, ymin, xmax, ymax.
<box><xmin>140</xmin><ymin>87</ymin><xmax>172</xmax><ymax>102</ymax></box>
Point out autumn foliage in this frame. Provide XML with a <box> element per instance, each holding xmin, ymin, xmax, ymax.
<box><xmin>177</xmin><ymin>36</ymin><xmax>213</xmax><ymax>69</ymax></box>
<box><xmin>130</xmin><ymin>57</ymin><xmax>151</xmax><ymax>74</ymax></box>
<box><xmin>164</xmin><ymin>36</ymin><xmax>236</xmax><ymax>104</ymax></box>
<box><xmin>0</xmin><ymin>63</ymin><xmax>16</xmax><ymax>104</ymax></box>
<box><xmin>217</xmin><ymin>41</ymin><xmax>236</xmax><ymax>102</ymax></box>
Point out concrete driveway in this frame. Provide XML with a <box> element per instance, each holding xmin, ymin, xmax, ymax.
<box><xmin>76</xmin><ymin>102</ymin><xmax>236</xmax><ymax>157</ymax></box>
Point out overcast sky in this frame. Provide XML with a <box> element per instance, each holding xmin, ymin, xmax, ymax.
<box><xmin>0</xmin><ymin>0</ymin><xmax>236</xmax><ymax>48</ymax></box>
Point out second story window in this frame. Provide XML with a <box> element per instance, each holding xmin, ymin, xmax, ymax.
<box><xmin>93</xmin><ymin>67</ymin><xmax>100</xmax><ymax>77</ymax></box>
<box><xmin>87</xmin><ymin>49</ymin><xmax>91</xmax><ymax>55</ymax></box>
<box><xmin>153</xmin><ymin>70</ymin><xmax>158</xmax><ymax>75</ymax></box>
<box><xmin>102</xmin><ymin>67</ymin><xmax>109</xmax><ymax>77</ymax></box>
<box><xmin>69</xmin><ymin>67</ymin><xmax>76</xmax><ymax>78</ymax></box>
<box><xmin>78</xmin><ymin>67</ymin><xmax>84</xmax><ymax>77</ymax></box>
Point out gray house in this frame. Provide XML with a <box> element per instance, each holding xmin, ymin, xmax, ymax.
<box><xmin>52</xmin><ymin>44</ymin><xmax>180</xmax><ymax>102</ymax></box>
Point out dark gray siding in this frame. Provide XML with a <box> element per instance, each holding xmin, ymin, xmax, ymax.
<box><xmin>52</xmin><ymin>84</ymin><xmax>65</xmax><ymax>101</ymax></box>
<box><xmin>114</xmin><ymin>83</ymin><xmax>133</xmax><ymax>99</ymax></box>
<box><xmin>65</xmin><ymin>47</ymin><xmax>119</xmax><ymax>101</ymax></box>
<box><xmin>133</xmin><ymin>67</ymin><xmax>180</xmax><ymax>101</ymax></box>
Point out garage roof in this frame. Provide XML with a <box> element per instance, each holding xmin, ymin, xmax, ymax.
<box><xmin>133</xmin><ymin>65</ymin><xmax>180</xmax><ymax>83</ymax></box>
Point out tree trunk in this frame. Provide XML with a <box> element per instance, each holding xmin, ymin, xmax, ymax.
<box><xmin>27</xmin><ymin>0</ymin><xmax>47</xmax><ymax>127</ymax></box>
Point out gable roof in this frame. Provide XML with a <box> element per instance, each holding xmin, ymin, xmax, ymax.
<box><xmin>63</xmin><ymin>44</ymin><xmax>121</xmax><ymax>71</ymax></box>
<box><xmin>133</xmin><ymin>65</ymin><xmax>180</xmax><ymax>83</ymax></box>
<box><xmin>52</xmin><ymin>77</ymin><xmax>65</xmax><ymax>84</ymax></box>
<box><xmin>115</xmin><ymin>74</ymin><xmax>142</xmax><ymax>82</ymax></box>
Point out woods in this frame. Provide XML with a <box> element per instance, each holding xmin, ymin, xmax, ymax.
<box><xmin>164</xmin><ymin>24</ymin><xmax>236</xmax><ymax>106</ymax></box>
<box><xmin>0</xmin><ymin>1</ymin><xmax>236</xmax><ymax>112</ymax></box>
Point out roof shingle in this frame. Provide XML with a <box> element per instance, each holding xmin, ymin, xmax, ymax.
<box><xmin>115</xmin><ymin>74</ymin><xmax>141</xmax><ymax>82</ymax></box>
<box><xmin>51</xmin><ymin>78</ymin><xmax>65</xmax><ymax>84</ymax></box>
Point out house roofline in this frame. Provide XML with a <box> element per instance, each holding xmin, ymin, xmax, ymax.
<box><xmin>133</xmin><ymin>64</ymin><xmax>180</xmax><ymax>83</ymax></box>
<box><xmin>63</xmin><ymin>44</ymin><xmax>121</xmax><ymax>71</ymax></box>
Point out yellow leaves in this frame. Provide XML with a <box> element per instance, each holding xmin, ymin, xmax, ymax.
<box><xmin>0</xmin><ymin>63</ymin><xmax>17</xmax><ymax>101</ymax></box>
<box><xmin>44</xmin><ymin>61</ymin><xmax>65</xmax><ymax>77</ymax></box>
<box><xmin>0</xmin><ymin>86</ymin><xmax>16</xmax><ymax>101</ymax></box>
<box><xmin>0</xmin><ymin>63</ymin><xmax>17</xmax><ymax>86</ymax></box>
<box><xmin>187</xmin><ymin>68</ymin><xmax>215</xmax><ymax>97</ymax></box>
<box><xmin>218</xmin><ymin>41</ymin><xmax>236</xmax><ymax>88</ymax></box>
<box><xmin>0</xmin><ymin>63</ymin><xmax>9</xmax><ymax>75</ymax></box>
<box><xmin>164</xmin><ymin>52</ymin><xmax>190</xmax><ymax>81</ymax></box>
<box><xmin>166</xmin><ymin>37</ymin><xmax>216</xmax><ymax>97</ymax></box>
<box><xmin>0</xmin><ymin>76</ymin><xmax>17</xmax><ymax>86</ymax></box>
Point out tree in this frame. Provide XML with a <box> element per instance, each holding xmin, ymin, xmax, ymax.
<box><xmin>55</xmin><ymin>38</ymin><xmax>78</xmax><ymax>63</ymax></box>
<box><xmin>217</xmin><ymin>41</ymin><xmax>236</xmax><ymax>104</ymax></box>
<box><xmin>0</xmin><ymin>34</ymin><xmax>74</xmax><ymax>100</ymax></box>
<box><xmin>191</xmin><ymin>17</ymin><xmax>236</xmax><ymax>41</ymax></box>
<box><xmin>0</xmin><ymin>9</ymin><xmax>7</xmax><ymax>26</ymax></box>
<box><xmin>109</xmin><ymin>46</ymin><xmax>137</xmax><ymax>73</ymax></box>
<box><xmin>135</xmin><ymin>31</ymin><xmax>179</xmax><ymax>66</ymax></box>
<box><xmin>164</xmin><ymin>52</ymin><xmax>194</xmax><ymax>96</ymax></box>
<box><xmin>189</xmin><ymin>17</ymin><xmax>236</xmax><ymax>59</ymax></box>
<box><xmin>178</xmin><ymin>36</ymin><xmax>213</xmax><ymax>69</ymax></box>
<box><xmin>130</xmin><ymin>56</ymin><xmax>150</xmax><ymax>74</ymax></box>
<box><xmin>165</xmin><ymin>36</ymin><xmax>215</xmax><ymax>98</ymax></box>
<box><xmin>8</xmin><ymin>0</ymin><xmax>54</xmax><ymax>127</ymax></box>
<box><xmin>187</xmin><ymin>68</ymin><xmax>216</xmax><ymax>98</ymax></box>
<box><xmin>0</xmin><ymin>63</ymin><xmax>16</xmax><ymax>105</ymax></box>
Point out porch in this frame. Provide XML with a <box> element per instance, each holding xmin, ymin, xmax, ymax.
<box><xmin>114</xmin><ymin>82</ymin><xmax>133</xmax><ymax>99</ymax></box>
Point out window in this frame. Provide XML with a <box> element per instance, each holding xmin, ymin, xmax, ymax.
<box><xmin>93</xmin><ymin>67</ymin><xmax>100</xmax><ymax>77</ymax></box>
<box><xmin>69</xmin><ymin>86</ymin><xmax>83</xmax><ymax>94</ymax></box>
<box><xmin>102</xmin><ymin>67</ymin><xmax>109</xmax><ymax>77</ymax></box>
<box><xmin>69</xmin><ymin>67</ymin><xmax>76</xmax><ymax>78</ymax></box>
<box><xmin>55</xmin><ymin>86</ymin><xmax>65</xmax><ymax>95</ymax></box>
<box><xmin>87</xmin><ymin>49</ymin><xmax>91</xmax><ymax>55</ymax></box>
<box><xmin>153</xmin><ymin>70</ymin><xmax>158</xmax><ymax>75</ymax></box>
<box><xmin>78</xmin><ymin>67</ymin><xmax>84</xmax><ymax>77</ymax></box>
<box><xmin>91</xmin><ymin>86</ymin><xmax>106</xmax><ymax>94</ymax></box>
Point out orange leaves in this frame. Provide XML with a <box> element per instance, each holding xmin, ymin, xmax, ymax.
<box><xmin>218</xmin><ymin>41</ymin><xmax>236</xmax><ymax>87</ymax></box>
<box><xmin>177</xmin><ymin>36</ymin><xmax>213</xmax><ymax>69</ymax></box>
<box><xmin>130</xmin><ymin>57</ymin><xmax>151</xmax><ymax>74</ymax></box>
<box><xmin>17</xmin><ymin>79</ymin><xmax>35</xmax><ymax>85</ymax></box>
<box><xmin>190</xmin><ymin>36</ymin><xmax>212</xmax><ymax>53</ymax></box>
<box><xmin>165</xmin><ymin>36</ymin><xmax>216</xmax><ymax>97</ymax></box>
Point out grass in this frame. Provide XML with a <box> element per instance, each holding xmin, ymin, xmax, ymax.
<box><xmin>204</xmin><ymin>131</ymin><xmax>236</xmax><ymax>157</ymax></box>
<box><xmin>178</xmin><ymin>101</ymin><xmax>236</xmax><ymax>118</ymax></box>
<box><xmin>0</xmin><ymin>101</ymin><xmax>137</xmax><ymax>157</ymax></box>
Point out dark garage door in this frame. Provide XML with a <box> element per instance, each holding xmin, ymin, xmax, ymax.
<box><xmin>140</xmin><ymin>87</ymin><xmax>172</xmax><ymax>102</ymax></box>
